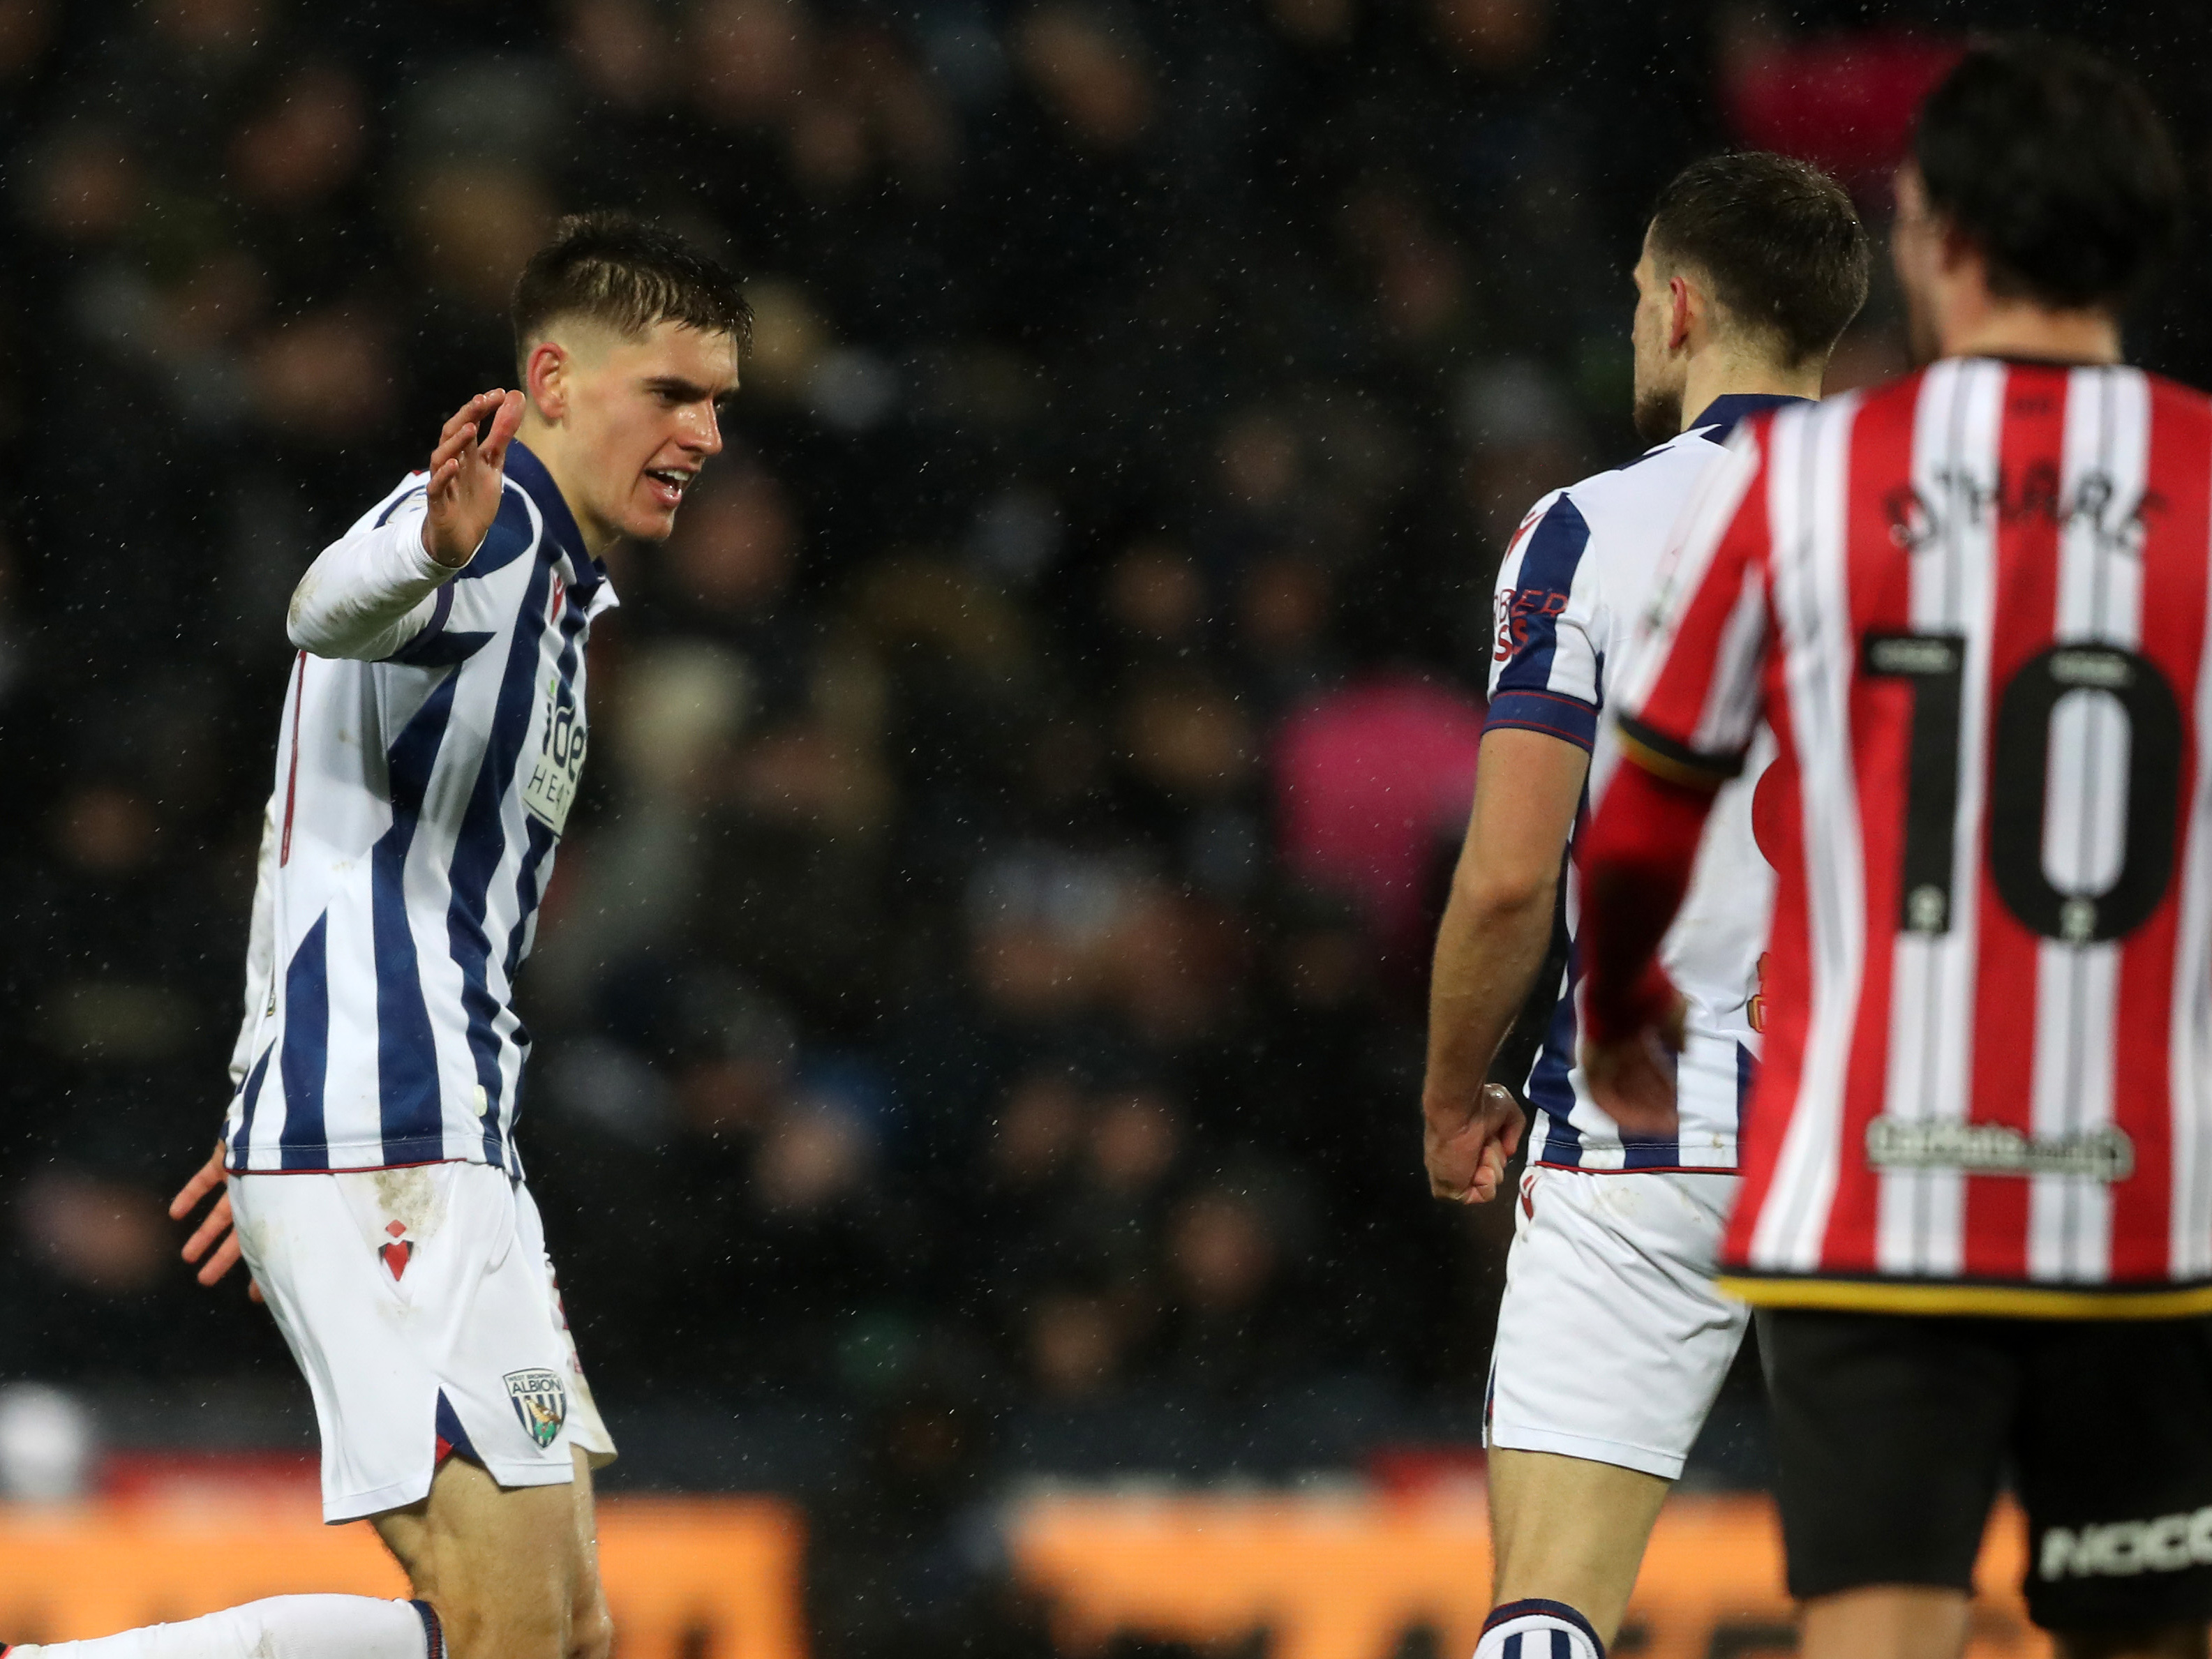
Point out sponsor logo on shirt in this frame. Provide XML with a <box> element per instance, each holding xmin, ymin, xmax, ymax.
<box><xmin>1864</xmin><ymin>1117</ymin><xmax>2135</xmax><ymax>1183</ymax></box>
<box><xmin>522</xmin><ymin>675</ymin><xmax>588</xmax><ymax>837</ymax></box>
<box><xmin>1493</xmin><ymin>587</ymin><xmax>1569</xmax><ymax>663</ymax></box>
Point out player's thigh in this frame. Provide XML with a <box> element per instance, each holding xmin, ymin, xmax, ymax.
<box><xmin>2015</xmin><ymin>1315</ymin><xmax>2212</xmax><ymax>1638</ymax></box>
<box><xmin>566</xmin><ymin>1448</ymin><xmax>614</xmax><ymax>1659</ymax></box>
<box><xmin>374</xmin><ymin>1453</ymin><xmax>584</xmax><ymax>1659</ymax></box>
<box><xmin>1488</xmin><ymin>1447</ymin><xmax>1669</xmax><ymax>1637</ymax></box>
<box><xmin>1487</xmin><ymin>1169</ymin><xmax>1747</xmax><ymax>1481</ymax></box>
<box><xmin>1755</xmin><ymin>1308</ymin><xmax>2012</xmax><ymax>1603</ymax></box>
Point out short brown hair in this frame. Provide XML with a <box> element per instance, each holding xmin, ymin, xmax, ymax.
<box><xmin>1647</xmin><ymin>153</ymin><xmax>1871</xmax><ymax>368</ymax></box>
<box><xmin>1915</xmin><ymin>39</ymin><xmax>2181</xmax><ymax>311</ymax></box>
<box><xmin>511</xmin><ymin>212</ymin><xmax>753</xmax><ymax>366</ymax></box>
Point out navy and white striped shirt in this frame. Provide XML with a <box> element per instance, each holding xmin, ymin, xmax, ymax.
<box><xmin>225</xmin><ymin>442</ymin><xmax>614</xmax><ymax>1174</ymax></box>
<box><xmin>1486</xmin><ymin>396</ymin><xmax>1799</xmax><ymax>1173</ymax></box>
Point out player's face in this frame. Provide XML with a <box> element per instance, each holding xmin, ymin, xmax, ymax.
<box><xmin>1629</xmin><ymin>234</ymin><xmax>1686</xmax><ymax>444</ymax></box>
<box><xmin>560</xmin><ymin>320</ymin><xmax>744</xmax><ymax>546</ymax></box>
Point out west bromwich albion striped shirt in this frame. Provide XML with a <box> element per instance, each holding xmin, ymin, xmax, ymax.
<box><xmin>1487</xmin><ymin>394</ymin><xmax>1803</xmax><ymax>1173</ymax></box>
<box><xmin>225</xmin><ymin>440</ymin><xmax>613</xmax><ymax>1174</ymax></box>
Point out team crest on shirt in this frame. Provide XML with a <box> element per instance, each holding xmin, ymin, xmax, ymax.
<box><xmin>503</xmin><ymin>1369</ymin><xmax>568</xmax><ymax>1448</ymax></box>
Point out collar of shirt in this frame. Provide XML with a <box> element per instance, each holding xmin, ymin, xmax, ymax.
<box><xmin>505</xmin><ymin>439</ymin><xmax>611</xmax><ymax>606</ymax></box>
<box><xmin>1689</xmin><ymin>392</ymin><xmax>1812</xmax><ymax>442</ymax></box>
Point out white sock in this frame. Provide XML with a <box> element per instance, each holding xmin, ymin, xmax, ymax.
<box><xmin>1472</xmin><ymin>1598</ymin><xmax>1605</xmax><ymax>1659</ymax></box>
<box><xmin>11</xmin><ymin>1596</ymin><xmax>436</xmax><ymax>1659</ymax></box>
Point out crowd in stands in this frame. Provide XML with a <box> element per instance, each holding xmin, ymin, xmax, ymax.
<box><xmin>1</xmin><ymin>0</ymin><xmax>2206</xmax><ymax>1559</ymax></box>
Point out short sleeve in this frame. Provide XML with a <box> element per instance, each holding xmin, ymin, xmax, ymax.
<box><xmin>1484</xmin><ymin>491</ymin><xmax>1604</xmax><ymax>753</ymax></box>
<box><xmin>1612</xmin><ymin>419</ymin><xmax>1774</xmax><ymax>784</ymax></box>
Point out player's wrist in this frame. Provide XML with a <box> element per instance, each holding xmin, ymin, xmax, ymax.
<box><xmin>419</xmin><ymin>518</ymin><xmax>478</xmax><ymax>572</ymax></box>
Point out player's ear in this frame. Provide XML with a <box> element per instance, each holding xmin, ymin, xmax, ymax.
<box><xmin>1666</xmin><ymin>273</ymin><xmax>1697</xmax><ymax>354</ymax></box>
<box><xmin>525</xmin><ymin>339</ymin><xmax>570</xmax><ymax>420</ymax></box>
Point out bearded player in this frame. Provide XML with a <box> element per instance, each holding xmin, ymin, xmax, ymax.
<box><xmin>7</xmin><ymin>217</ymin><xmax>748</xmax><ymax>1659</ymax></box>
<box><xmin>1421</xmin><ymin>154</ymin><xmax>1867</xmax><ymax>1659</ymax></box>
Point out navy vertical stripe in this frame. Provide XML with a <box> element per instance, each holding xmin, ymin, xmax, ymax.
<box><xmin>1525</xmin><ymin>943</ymin><xmax>1583</xmax><ymax>1166</ymax></box>
<box><xmin>373</xmin><ymin>670</ymin><xmax>466</xmax><ymax>1162</ymax></box>
<box><xmin>448</xmin><ymin>541</ymin><xmax>556</xmax><ymax>1165</ymax></box>
<box><xmin>278</xmin><ymin>914</ymin><xmax>331</xmax><ymax>1170</ymax></box>
<box><xmin>1620</xmin><ymin>1034</ymin><xmax>1684</xmax><ymax>1168</ymax></box>
<box><xmin>1735</xmin><ymin>1039</ymin><xmax>1759</xmax><ymax>1136</ymax></box>
<box><xmin>229</xmin><ymin>1044</ymin><xmax>274</xmax><ymax>1170</ymax></box>
<box><xmin>503</xmin><ymin>818</ymin><xmax>558</xmax><ymax>982</ymax></box>
<box><xmin>1494</xmin><ymin>497</ymin><xmax>1592</xmax><ymax>696</ymax></box>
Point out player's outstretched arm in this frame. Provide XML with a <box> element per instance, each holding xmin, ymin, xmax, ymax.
<box><xmin>287</xmin><ymin>388</ymin><xmax>526</xmax><ymax>660</ymax></box>
<box><xmin>170</xmin><ymin>1141</ymin><xmax>262</xmax><ymax>1303</ymax></box>
<box><xmin>423</xmin><ymin>389</ymin><xmax>524</xmax><ymax>568</ymax></box>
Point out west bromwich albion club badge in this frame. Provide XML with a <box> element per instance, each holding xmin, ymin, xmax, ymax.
<box><xmin>504</xmin><ymin>1369</ymin><xmax>568</xmax><ymax>1448</ymax></box>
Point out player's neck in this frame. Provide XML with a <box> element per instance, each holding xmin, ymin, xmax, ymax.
<box><xmin>1940</xmin><ymin>297</ymin><xmax>2123</xmax><ymax>367</ymax></box>
<box><xmin>1676</xmin><ymin>352</ymin><xmax>1823</xmax><ymax>433</ymax></box>
<box><xmin>514</xmin><ymin>416</ymin><xmax>620</xmax><ymax>557</ymax></box>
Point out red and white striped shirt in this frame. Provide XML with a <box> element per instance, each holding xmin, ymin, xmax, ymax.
<box><xmin>1608</xmin><ymin>357</ymin><xmax>2212</xmax><ymax>1316</ymax></box>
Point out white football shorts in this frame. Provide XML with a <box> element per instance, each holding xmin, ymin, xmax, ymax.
<box><xmin>1484</xmin><ymin>1165</ymin><xmax>1747</xmax><ymax>1481</ymax></box>
<box><xmin>229</xmin><ymin>1160</ymin><xmax>615</xmax><ymax>1523</ymax></box>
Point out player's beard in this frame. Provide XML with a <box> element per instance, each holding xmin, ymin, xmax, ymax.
<box><xmin>1631</xmin><ymin>382</ymin><xmax>1681</xmax><ymax>445</ymax></box>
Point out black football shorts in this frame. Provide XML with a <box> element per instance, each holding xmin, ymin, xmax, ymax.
<box><xmin>1756</xmin><ymin>1306</ymin><xmax>2212</xmax><ymax>1632</ymax></box>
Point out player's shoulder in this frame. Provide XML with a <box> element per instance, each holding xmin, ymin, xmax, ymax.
<box><xmin>2138</xmin><ymin>364</ymin><xmax>2212</xmax><ymax>430</ymax></box>
<box><xmin>1553</xmin><ymin>429</ymin><xmax>1718</xmax><ymax>543</ymax></box>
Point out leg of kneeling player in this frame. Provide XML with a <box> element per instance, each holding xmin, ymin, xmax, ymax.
<box><xmin>1477</xmin><ymin>1169</ymin><xmax>1749</xmax><ymax>1657</ymax></box>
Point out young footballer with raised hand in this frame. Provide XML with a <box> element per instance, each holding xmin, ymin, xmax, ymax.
<box><xmin>6</xmin><ymin>216</ymin><xmax>748</xmax><ymax>1659</ymax></box>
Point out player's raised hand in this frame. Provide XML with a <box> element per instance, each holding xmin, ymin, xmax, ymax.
<box><xmin>421</xmin><ymin>388</ymin><xmax>525</xmax><ymax>569</ymax></box>
<box><xmin>1425</xmin><ymin>1081</ymin><xmax>1525</xmax><ymax>1205</ymax></box>
<box><xmin>170</xmin><ymin>1140</ymin><xmax>262</xmax><ymax>1304</ymax></box>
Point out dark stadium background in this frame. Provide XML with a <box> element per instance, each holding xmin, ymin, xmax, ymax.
<box><xmin>0</xmin><ymin>0</ymin><xmax>2206</xmax><ymax>1653</ymax></box>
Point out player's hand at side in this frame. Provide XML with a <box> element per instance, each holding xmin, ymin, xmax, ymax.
<box><xmin>1580</xmin><ymin>996</ymin><xmax>1688</xmax><ymax>1139</ymax></box>
<box><xmin>1425</xmin><ymin>1081</ymin><xmax>1525</xmax><ymax>1205</ymax></box>
<box><xmin>422</xmin><ymin>389</ymin><xmax>524</xmax><ymax>569</ymax></box>
<box><xmin>169</xmin><ymin>1141</ymin><xmax>262</xmax><ymax>1305</ymax></box>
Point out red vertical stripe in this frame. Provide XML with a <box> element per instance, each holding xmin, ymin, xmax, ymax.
<box><xmin>1823</xmin><ymin>380</ymin><xmax>1924</xmax><ymax>1275</ymax></box>
<box><xmin>2111</xmin><ymin>380</ymin><xmax>2211</xmax><ymax>1279</ymax></box>
<box><xmin>1961</xmin><ymin>364</ymin><xmax>2069</xmax><ymax>1279</ymax></box>
<box><xmin>1634</xmin><ymin>437</ymin><xmax>1773</xmax><ymax>751</ymax></box>
<box><xmin>1726</xmin><ymin>668</ymin><xmax>1810</xmax><ymax>1274</ymax></box>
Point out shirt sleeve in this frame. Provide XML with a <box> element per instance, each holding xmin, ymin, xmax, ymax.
<box><xmin>1611</xmin><ymin>417</ymin><xmax>1775</xmax><ymax>786</ymax></box>
<box><xmin>1484</xmin><ymin>490</ymin><xmax>1605</xmax><ymax>753</ymax></box>
<box><xmin>286</xmin><ymin>479</ymin><xmax>474</xmax><ymax>662</ymax></box>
